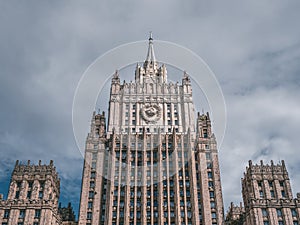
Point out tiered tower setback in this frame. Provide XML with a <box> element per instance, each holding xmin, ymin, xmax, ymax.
<box><xmin>78</xmin><ymin>35</ymin><xmax>224</xmax><ymax>225</ymax></box>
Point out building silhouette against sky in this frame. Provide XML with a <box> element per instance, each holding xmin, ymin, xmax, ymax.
<box><xmin>78</xmin><ymin>34</ymin><xmax>224</xmax><ymax>225</ymax></box>
<box><xmin>1</xmin><ymin>35</ymin><xmax>300</xmax><ymax>225</ymax></box>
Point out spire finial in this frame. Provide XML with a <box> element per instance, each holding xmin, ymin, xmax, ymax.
<box><xmin>145</xmin><ymin>32</ymin><xmax>156</xmax><ymax>63</ymax></box>
<box><xmin>149</xmin><ymin>31</ymin><xmax>153</xmax><ymax>41</ymax></box>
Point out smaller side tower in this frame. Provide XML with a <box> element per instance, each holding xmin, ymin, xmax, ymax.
<box><xmin>0</xmin><ymin>160</ymin><xmax>61</xmax><ymax>225</ymax></box>
<box><xmin>242</xmin><ymin>160</ymin><xmax>300</xmax><ymax>225</ymax></box>
<box><xmin>225</xmin><ymin>202</ymin><xmax>245</xmax><ymax>225</ymax></box>
<box><xmin>195</xmin><ymin>112</ymin><xmax>224</xmax><ymax>224</ymax></box>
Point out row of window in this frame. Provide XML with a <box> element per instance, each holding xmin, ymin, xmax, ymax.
<box><xmin>2</xmin><ymin>223</ymin><xmax>39</xmax><ymax>225</ymax></box>
<box><xmin>114</xmin><ymin>150</ymin><xmax>190</xmax><ymax>159</ymax></box>
<box><xmin>259</xmin><ymin>190</ymin><xmax>286</xmax><ymax>198</ymax></box>
<box><xmin>15</xmin><ymin>180</ymin><xmax>45</xmax><ymax>189</ymax></box>
<box><xmin>263</xmin><ymin>221</ymin><xmax>298</xmax><ymax>225</ymax></box>
<box><xmin>3</xmin><ymin>209</ymin><xmax>41</xmax><ymax>219</ymax></box>
<box><xmin>124</xmin><ymin>104</ymin><xmax>177</xmax><ymax>111</ymax></box>
<box><xmin>115</xmin><ymin>142</ymin><xmax>188</xmax><ymax>149</ymax></box>
<box><xmin>258</xmin><ymin>180</ymin><xmax>285</xmax><ymax>187</ymax></box>
<box><xmin>124</xmin><ymin>127</ymin><xmax>181</xmax><ymax>133</ymax></box>
<box><xmin>262</xmin><ymin>208</ymin><xmax>298</xmax><ymax>217</ymax></box>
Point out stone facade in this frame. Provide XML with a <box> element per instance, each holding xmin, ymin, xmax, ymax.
<box><xmin>225</xmin><ymin>160</ymin><xmax>300</xmax><ymax>225</ymax></box>
<box><xmin>78</xmin><ymin>34</ymin><xmax>225</xmax><ymax>225</ymax></box>
<box><xmin>0</xmin><ymin>160</ymin><xmax>61</xmax><ymax>225</ymax></box>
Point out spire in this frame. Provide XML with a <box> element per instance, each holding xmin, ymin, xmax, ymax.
<box><xmin>145</xmin><ymin>31</ymin><xmax>156</xmax><ymax>64</ymax></box>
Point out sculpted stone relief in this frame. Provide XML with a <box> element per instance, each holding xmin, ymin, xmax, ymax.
<box><xmin>140</xmin><ymin>103</ymin><xmax>161</xmax><ymax>124</ymax></box>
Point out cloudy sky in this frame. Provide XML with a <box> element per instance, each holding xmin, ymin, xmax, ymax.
<box><xmin>1</xmin><ymin>0</ymin><xmax>300</xmax><ymax>217</ymax></box>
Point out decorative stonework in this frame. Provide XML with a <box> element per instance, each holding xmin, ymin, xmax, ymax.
<box><xmin>140</xmin><ymin>103</ymin><xmax>161</xmax><ymax>123</ymax></box>
<box><xmin>79</xmin><ymin>34</ymin><xmax>224</xmax><ymax>225</ymax></box>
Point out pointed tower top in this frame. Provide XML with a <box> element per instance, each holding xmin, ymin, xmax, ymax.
<box><xmin>145</xmin><ymin>32</ymin><xmax>156</xmax><ymax>63</ymax></box>
<box><xmin>149</xmin><ymin>31</ymin><xmax>153</xmax><ymax>40</ymax></box>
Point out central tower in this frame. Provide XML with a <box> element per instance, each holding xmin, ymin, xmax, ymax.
<box><xmin>78</xmin><ymin>35</ymin><xmax>224</xmax><ymax>225</ymax></box>
<box><xmin>108</xmin><ymin>33</ymin><xmax>195</xmax><ymax>135</ymax></box>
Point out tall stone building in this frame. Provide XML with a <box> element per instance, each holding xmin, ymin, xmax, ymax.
<box><xmin>225</xmin><ymin>160</ymin><xmax>300</xmax><ymax>225</ymax></box>
<box><xmin>0</xmin><ymin>160</ymin><xmax>61</xmax><ymax>225</ymax></box>
<box><xmin>78</xmin><ymin>34</ymin><xmax>224</xmax><ymax>224</ymax></box>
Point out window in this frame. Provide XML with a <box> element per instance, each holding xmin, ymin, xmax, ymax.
<box><xmin>88</xmin><ymin>202</ymin><xmax>93</xmax><ymax>209</ymax></box>
<box><xmin>209</xmin><ymin>191</ymin><xmax>214</xmax><ymax>198</ymax></box>
<box><xmin>262</xmin><ymin>208</ymin><xmax>268</xmax><ymax>217</ymax></box>
<box><xmin>17</xmin><ymin>181</ymin><xmax>22</xmax><ymax>188</ymax></box>
<box><xmin>263</xmin><ymin>222</ymin><xmax>269</xmax><ymax>225</ymax></box>
<box><xmin>87</xmin><ymin>212</ymin><xmax>92</xmax><ymax>220</ymax></box>
<box><xmin>281</xmin><ymin>191</ymin><xmax>286</xmax><ymax>198</ymax></box>
<box><xmin>28</xmin><ymin>181</ymin><xmax>33</xmax><ymax>188</ymax></box>
<box><xmin>208</xmin><ymin>172</ymin><xmax>213</xmax><ymax>178</ymax></box>
<box><xmin>203</xmin><ymin>129</ymin><xmax>208</xmax><ymax>138</ymax></box>
<box><xmin>164</xmin><ymin>211</ymin><xmax>168</xmax><ymax>218</ymax></box>
<box><xmin>205</xmin><ymin>153</ymin><xmax>211</xmax><ymax>160</ymax></box>
<box><xmin>4</xmin><ymin>209</ymin><xmax>9</xmax><ymax>218</ymax></box>
<box><xmin>293</xmin><ymin>222</ymin><xmax>299</xmax><ymax>225</ymax></box>
<box><xmin>291</xmin><ymin>208</ymin><xmax>297</xmax><ymax>217</ymax></box>
<box><xmin>19</xmin><ymin>210</ymin><xmax>25</xmax><ymax>218</ymax></box>
<box><xmin>35</xmin><ymin>209</ymin><xmax>41</xmax><ymax>218</ymax></box>
<box><xmin>268</xmin><ymin>181</ymin><xmax>273</xmax><ymax>187</ymax></box>
<box><xmin>259</xmin><ymin>190</ymin><xmax>264</xmax><ymax>198</ymax></box>
<box><xmin>89</xmin><ymin>191</ymin><xmax>94</xmax><ymax>198</ymax></box>
<box><xmin>211</xmin><ymin>212</ymin><xmax>216</xmax><ymax>219</ymax></box>
<box><xmin>90</xmin><ymin>181</ymin><xmax>95</xmax><ymax>188</ymax></box>
<box><xmin>181</xmin><ymin>211</ymin><xmax>185</xmax><ymax>218</ymax></box>
<box><xmin>277</xmin><ymin>209</ymin><xmax>282</xmax><ymax>217</ymax></box>
<box><xmin>270</xmin><ymin>190</ymin><xmax>275</xmax><ymax>198</ymax></box>
<box><xmin>33</xmin><ymin>223</ymin><xmax>39</xmax><ymax>225</ymax></box>
<box><xmin>40</xmin><ymin>181</ymin><xmax>45</xmax><ymax>189</ymax></box>
<box><xmin>39</xmin><ymin>191</ymin><xmax>43</xmax><ymax>199</ymax></box>
<box><xmin>17</xmin><ymin>223</ymin><xmax>23</xmax><ymax>225</ymax></box>
<box><xmin>90</xmin><ymin>172</ymin><xmax>96</xmax><ymax>179</ymax></box>
<box><xmin>15</xmin><ymin>191</ymin><xmax>20</xmax><ymax>199</ymax></box>
<box><xmin>278</xmin><ymin>221</ymin><xmax>284</xmax><ymax>225</ymax></box>
<box><xmin>210</xmin><ymin>202</ymin><xmax>216</xmax><ymax>208</ymax></box>
<box><xmin>207</xmin><ymin>162</ymin><xmax>212</xmax><ymax>169</ymax></box>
